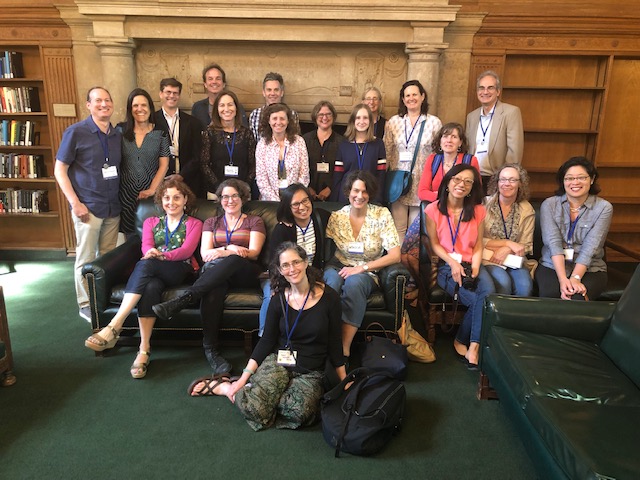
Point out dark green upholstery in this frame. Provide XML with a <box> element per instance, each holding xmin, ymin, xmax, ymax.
<box><xmin>82</xmin><ymin>198</ymin><xmax>409</xmax><ymax>349</ymax></box>
<box><xmin>480</xmin><ymin>265</ymin><xmax>640</xmax><ymax>479</ymax></box>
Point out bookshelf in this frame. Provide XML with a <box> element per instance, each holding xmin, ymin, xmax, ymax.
<box><xmin>0</xmin><ymin>44</ymin><xmax>77</xmax><ymax>252</ymax></box>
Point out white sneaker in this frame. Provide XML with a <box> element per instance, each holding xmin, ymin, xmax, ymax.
<box><xmin>79</xmin><ymin>306</ymin><xmax>92</xmax><ymax>322</ymax></box>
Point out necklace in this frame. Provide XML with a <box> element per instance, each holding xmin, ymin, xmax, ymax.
<box><xmin>569</xmin><ymin>203</ymin><xmax>583</xmax><ymax>213</ymax></box>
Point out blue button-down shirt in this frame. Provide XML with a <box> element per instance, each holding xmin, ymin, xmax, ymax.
<box><xmin>56</xmin><ymin>116</ymin><xmax>122</xmax><ymax>218</ymax></box>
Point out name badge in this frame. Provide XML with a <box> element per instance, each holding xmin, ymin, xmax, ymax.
<box><xmin>277</xmin><ymin>349</ymin><xmax>297</xmax><ymax>367</ymax></box>
<box><xmin>347</xmin><ymin>241</ymin><xmax>365</xmax><ymax>254</ymax></box>
<box><xmin>224</xmin><ymin>165</ymin><xmax>239</xmax><ymax>177</ymax></box>
<box><xmin>278</xmin><ymin>178</ymin><xmax>289</xmax><ymax>189</ymax></box>
<box><xmin>169</xmin><ymin>145</ymin><xmax>177</xmax><ymax>157</ymax></box>
<box><xmin>563</xmin><ymin>248</ymin><xmax>574</xmax><ymax>261</ymax></box>
<box><xmin>449</xmin><ymin>252</ymin><xmax>462</xmax><ymax>263</ymax></box>
<box><xmin>317</xmin><ymin>162</ymin><xmax>329</xmax><ymax>173</ymax></box>
<box><xmin>102</xmin><ymin>165</ymin><xmax>118</xmax><ymax>179</ymax></box>
<box><xmin>399</xmin><ymin>151</ymin><xmax>412</xmax><ymax>163</ymax></box>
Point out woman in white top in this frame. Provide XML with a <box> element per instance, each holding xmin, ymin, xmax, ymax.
<box><xmin>384</xmin><ymin>80</ymin><xmax>442</xmax><ymax>243</ymax></box>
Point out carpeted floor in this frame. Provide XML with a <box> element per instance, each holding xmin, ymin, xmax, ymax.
<box><xmin>0</xmin><ymin>260</ymin><xmax>535</xmax><ymax>479</ymax></box>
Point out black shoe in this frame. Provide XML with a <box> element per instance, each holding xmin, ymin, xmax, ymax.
<box><xmin>152</xmin><ymin>292</ymin><xmax>194</xmax><ymax>320</ymax></box>
<box><xmin>205</xmin><ymin>348</ymin><xmax>232</xmax><ymax>376</ymax></box>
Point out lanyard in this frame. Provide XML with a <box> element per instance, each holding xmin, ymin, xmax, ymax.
<box><xmin>223</xmin><ymin>214</ymin><xmax>242</xmax><ymax>245</ymax></box>
<box><xmin>354</xmin><ymin>142</ymin><xmax>368</xmax><ymax>170</ymax></box>
<box><xmin>446</xmin><ymin>210</ymin><xmax>464</xmax><ymax>253</ymax></box>
<box><xmin>480</xmin><ymin>107</ymin><xmax>495</xmax><ymax>141</ymax></box>
<box><xmin>404</xmin><ymin>115</ymin><xmax>421</xmax><ymax>149</ymax></box>
<box><xmin>224</xmin><ymin>129</ymin><xmax>236</xmax><ymax>165</ymax></box>
<box><xmin>164</xmin><ymin>214</ymin><xmax>185</xmax><ymax>250</ymax></box>
<box><xmin>566</xmin><ymin>208</ymin><xmax>585</xmax><ymax>245</ymax></box>
<box><xmin>499</xmin><ymin>202</ymin><xmax>515</xmax><ymax>240</ymax></box>
<box><xmin>278</xmin><ymin>146</ymin><xmax>288</xmax><ymax>178</ymax></box>
<box><xmin>297</xmin><ymin>219</ymin><xmax>312</xmax><ymax>241</ymax></box>
<box><xmin>166</xmin><ymin>112</ymin><xmax>178</xmax><ymax>146</ymax></box>
<box><xmin>284</xmin><ymin>289</ymin><xmax>311</xmax><ymax>348</ymax></box>
<box><xmin>97</xmin><ymin>129</ymin><xmax>110</xmax><ymax>163</ymax></box>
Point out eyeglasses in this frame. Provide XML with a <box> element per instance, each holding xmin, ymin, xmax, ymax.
<box><xmin>279</xmin><ymin>259</ymin><xmax>305</xmax><ymax>271</ymax></box>
<box><xmin>317</xmin><ymin>113</ymin><xmax>333</xmax><ymax>118</ymax></box>
<box><xmin>498</xmin><ymin>177</ymin><xmax>520</xmax><ymax>184</ymax></box>
<box><xmin>220</xmin><ymin>193</ymin><xmax>241</xmax><ymax>202</ymax></box>
<box><xmin>364</xmin><ymin>97</ymin><xmax>380</xmax><ymax>103</ymax></box>
<box><xmin>291</xmin><ymin>197</ymin><xmax>311</xmax><ymax>210</ymax></box>
<box><xmin>451</xmin><ymin>176</ymin><xmax>474</xmax><ymax>186</ymax></box>
<box><xmin>477</xmin><ymin>86</ymin><xmax>497</xmax><ymax>92</ymax></box>
<box><xmin>564</xmin><ymin>175</ymin><xmax>590</xmax><ymax>183</ymax></box>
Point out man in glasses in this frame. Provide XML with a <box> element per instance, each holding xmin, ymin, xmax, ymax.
<box><xmin>466</xmin><ymin>70</ymin><xmax>524</xmax><ymax>191</ymax></box>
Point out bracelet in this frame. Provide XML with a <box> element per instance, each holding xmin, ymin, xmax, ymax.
<box><xmin>242</xmin><ymin>367</ymin><xmax>255</xmax><ymax>376</ymax></box>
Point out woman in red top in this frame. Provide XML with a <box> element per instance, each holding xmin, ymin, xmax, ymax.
<box><xmin>424</xmin><ymin>164</ymin><xmax>494</xmax><ymax>369</ymax></box>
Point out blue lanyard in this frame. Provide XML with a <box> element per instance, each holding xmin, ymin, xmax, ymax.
<box><xmin>499</xmin><ymin>202</ymin><xmax>514</xmax><ymax>240</ymax></box>
<box><xmin>284</xmin><ymin>289</ymin><xmax>311</xmax><ymax>348</ymax></box>
<box><xmin>404</xmin><ymin>115</ymin><xmax>421</xmax><ymax>149</ymax></box>
<box><xmin>223</xmin><ymin>214</ymin><xmax>242</xmax><ymax>245</ymax></box>
<box><xmin>480</xmin><ymin>107</ymin><xmax>495</xmax><ymax>141</ymax></box>
<box><xmin>97</xmin><ymin>128</ymin><xmax>110</xmax><ymax>163</ymax></box>
<box><xmin>566</xmin><ymin>208</ymin><xmax>585</xmax><ymax>246</ymax></box>
<box><xmin>278</xmin><ymin>145</ymin><xmax>288</xmax><ymax>177</ymax></box>
<box><xmin>224</xmin><ymin>129</ymin><xmax>236</xmax><ymax>165</ymax></box>
<box><xmin>354</xmin><ymin>142</ymin><xmax>368</xmax><ymax>170</ymax></box>
<box><xmin>297</xmin><ymin>220</ymin><xmax>312</xmax><ymax>241</ymax></box>
<box><xmin>446</xmin><ymin>210</ymin><xmax>464</xmax><ymax>253</ymax></box>
<box><xmin>164</xmin><ymin>214</ymin><xmax>185</xmax><ymax>250</ymax></box>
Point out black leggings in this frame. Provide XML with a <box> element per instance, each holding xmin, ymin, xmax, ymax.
<box><xmin>535</xmin><ymin>264</ymin><xmax>608</xmax><ymax>301</ymax></box>
<box><xmin>189</xmin><ymin>255</ymin><xmax>261</xmax><ymax>348</ymax></box>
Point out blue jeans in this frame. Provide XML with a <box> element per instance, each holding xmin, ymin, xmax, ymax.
<box><xmin>485</xmin><ymin>265</ymin><xmax>533</xmax><ymax>296</ymax></box>
<box><xmin>437</xmin><ymin>263</ymin><xmax>495</xmax><ymax>344</ymax></box>
<box><xmin>258</xmin><ymin>279</ymin><xmax>271</xmax><ymax>336</ymax></box>
<box><xmin>324</xmin><ymin>267</ymin><xmax>376</xmax><ymax>328</ymax></box>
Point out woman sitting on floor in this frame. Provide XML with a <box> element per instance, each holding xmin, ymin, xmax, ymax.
<box><xmin>152</xmin><ymin>178</ymin><xmax>266</xmax><ymax>375</ymax></box>
<box><xmin>84</xmin><ymin>178</ymin><xmax>202</xmax><ymax>379</ymax></box>
<box><xmin>188</xmin><ymin>242</ymin><xmax>346</xmax><ymax>432</ymax></box>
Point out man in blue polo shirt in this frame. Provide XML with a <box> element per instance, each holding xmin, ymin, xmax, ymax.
<box><xmin>54</xmin><ymin>86</ymin><xmax>122</xmax><ymax>322</ymax></box>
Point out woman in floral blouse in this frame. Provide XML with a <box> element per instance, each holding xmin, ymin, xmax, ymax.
<box><xmin>324</xmin><ymin>170</ymin><xmax>400</xmax><ymax>359</ymax></box>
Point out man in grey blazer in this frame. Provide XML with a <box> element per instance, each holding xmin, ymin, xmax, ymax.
<box><xmin>466</xmin><ymin>70</ymin><xmax>524</xmax><ymax>190</ymax></box>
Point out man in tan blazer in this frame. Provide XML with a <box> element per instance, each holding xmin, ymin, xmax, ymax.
<box><xmin>466</xmin><ymin>70</ymin><xmax>524</xmax><ymax>189</ymax></box>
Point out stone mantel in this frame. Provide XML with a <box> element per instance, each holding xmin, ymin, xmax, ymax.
<box><xmin>54</xmin><ymin>1</ymin><xmax>482</xmax><ymax>125</ymax></box>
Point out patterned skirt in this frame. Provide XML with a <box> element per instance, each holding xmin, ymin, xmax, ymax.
<box><xmin>234</xmin><ymin>354</ymin><xmax>324</xmax><ymax>431</ymax></box>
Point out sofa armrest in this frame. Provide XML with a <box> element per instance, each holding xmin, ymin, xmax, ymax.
<box><xmin>482</xmin><ymin>294</ymin><xmax>617</xmax><ymax>346</ymax></box>
<box><xmin>379</xmin><ymin>262</ymin><xmax>409</xmax><ymax>330</ymax></box>
<box><xmin>81</xmin><ymin>236</ymin><xmax>142</xmax><ymax>319</ymax></box>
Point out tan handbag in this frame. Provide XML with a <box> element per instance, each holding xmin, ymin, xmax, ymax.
<box><xmin>398</xmin><ymin>310</ymin><xmax>436</xmax><ymax>363</ymax></box>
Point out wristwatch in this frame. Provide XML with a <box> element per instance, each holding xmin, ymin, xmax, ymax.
<box><xmin>363</xmin><ymin>264</ymin><xmax>369</xmax><ymax>272</ymax></box>
<box><xmin>571</xmin><ymin>274</ymin><xmax>581</xmax><ymax>281</ymax></box>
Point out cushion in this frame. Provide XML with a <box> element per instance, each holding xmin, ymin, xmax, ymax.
<box><xmin>524</xmin><ymin>396</ymin><xmax>640</xmax><ymax>479</ymax></box>
<box><xmin>487</xmin><ymin>326</ymin><xmax>640</xmax><ymax>407</ymax></box>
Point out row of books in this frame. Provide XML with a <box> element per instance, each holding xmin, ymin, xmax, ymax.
<box><xmin>0</xmin><ymin>188</ymin><xmax>49</xmax><ymax>213</ymax></box>
<box><xmin>0</xmin><ymin>120</ymin><xmax>39</xmax><ymax>146</ymax></box>
<box><xmin>1</xmin><ymin>51</ymin><xmax>24</xmax><ymax>78</ymax></box>
<box><xmin>0</xmin><ymin>153</ymin><xmax>45</xmax><ymax>178</ymax></box>
<box><xmin>0</xmin><ymin>86</ymin><xmax>41</xmax><ymax>113</ymax></box>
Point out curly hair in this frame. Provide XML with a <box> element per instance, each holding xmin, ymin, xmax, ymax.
<box><xmin>342</xmin><ymin>169</ymin><xmax>378</xmax><ymax>202</ymax></box>
<box><xmin>486</xmin><ymin>163</ymin><xmax>530</xmax><ymax>202</ymax></box>
<box><xmin>269</xmin><ymin>242</ymin><xmax>324</xmax><ymax>295</ymax></box>
<box><xmin>154</xmin><ymin>177</ymin><xmax>196</xmax><ymax>214</ymax></box>
<box><xmin>259</xmin><ymin>103</ymin><xmax>299</xmax><ymax>143</ymax></box>
<box><xmin>215</xmin><ymin>178</ymin><xmax>251</xmax><ymax>204</ymax></box>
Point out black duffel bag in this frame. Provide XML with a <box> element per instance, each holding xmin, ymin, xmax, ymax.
<box><xmin>321</xmin><ymin>368</ymin><xmax>406</xmax><ymax>457</ymax></box>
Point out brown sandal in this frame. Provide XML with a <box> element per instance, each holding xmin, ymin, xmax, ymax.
<box><xmin>187</xmin><ymin>375</ymin><xmax>230</xmax><ymax>396</ymax></box>
<box><xmin>84</xmin><ymin>325</ymin><xmax>120</xmax><ymax>352</ymax></box>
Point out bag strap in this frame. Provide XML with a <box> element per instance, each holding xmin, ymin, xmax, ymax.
<box><xmin>430</xmin><ymin>153</ymin><xmax>444</xmax><ymax>178</ymax></box>
<box><xmin>462</xmin><ymin>153</ymin><xmax>473</xmax><ymax>165</ymax></box>
<box><xmin>408</xmin><ymin>119</ymin><xmax>426</xmax><ymax>175</ymax></box>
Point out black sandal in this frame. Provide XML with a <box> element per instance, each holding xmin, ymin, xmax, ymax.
<box><xmin>187</xmin><ymin>375</ymin><xmax>230</xmax><ymax>396</ymax></box>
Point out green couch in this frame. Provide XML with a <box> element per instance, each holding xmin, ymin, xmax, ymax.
<box><xmin>480</xmin><ymin>265</ymin><xmax>640</xmax><ymax>479</ymax></box>
<box><xmin>82</xmin><ymin>198</ymin><xmax>409</xmax><ymax>355</ymax></box>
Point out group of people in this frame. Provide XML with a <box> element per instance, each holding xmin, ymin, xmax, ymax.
<box><xmin>54</xmin><ymin>66</ymin><xmax>613</xmax><ymax>430</ymax></box>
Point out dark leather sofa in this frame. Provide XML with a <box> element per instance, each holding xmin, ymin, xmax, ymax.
<box><xmin>82</xmin><ymin>198</ymin><xmax>409</xmax><ymax>354</ymax></box>
<box><xmin>479</xmin><ymin>265</ymin><xmax>640</xmax><ymax>479</ymax></box>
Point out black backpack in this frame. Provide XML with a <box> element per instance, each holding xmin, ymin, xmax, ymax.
<box><xmin>321</xmin><ymin>368</ymin><xmax>406</xmax><ymax>457</ymax></box>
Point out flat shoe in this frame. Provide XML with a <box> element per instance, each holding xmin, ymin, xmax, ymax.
<box><xmin>187</xmin><ymin>374</ymin><xmax>230</xmax><ymax>396</ymax></box>
<box><xmin>130</xmin><ymin>350</ymin><xmax>151</xmax><ymax>379</ymax></box>
<box><xmin>453</xmin><ymin>346</ymin><xmax>468</xmax><ymax>365</ymax></box>
<box><xmin>85</xmin><ymin>326</ymin><xmax>120</xmax><ymax>352</ymax></box>
<box><xmin>467</xmin><ymin>361</ymin><xmax>479</xmax><ymax>371</ymax></box>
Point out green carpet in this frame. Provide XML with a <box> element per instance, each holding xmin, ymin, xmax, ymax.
<box><xmin>0</xmin><ymin>260</ymin><xmax>535</xmax><ymax>479</ymax></box>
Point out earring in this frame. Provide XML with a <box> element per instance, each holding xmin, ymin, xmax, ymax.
<box><xmin>458</xmin><ymin>146</ymin><xmax>462</xmax><ymax>152</ymax></box>
<box><xmin>467</xmin><ymin>193</ymin><xmax>471</xmax><ymax>197</ymax></box>
<box><xmin>445</xmin><ymin>187</ymin><xmax>449</xmax><ymax>192</ymax></box>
